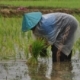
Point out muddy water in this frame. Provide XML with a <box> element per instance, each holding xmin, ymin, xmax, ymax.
<box><xmin>0</xmin><ymin>55</ymin><xmax>80</xmax><ymax>80</ymax></box>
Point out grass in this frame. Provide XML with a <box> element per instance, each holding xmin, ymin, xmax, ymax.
<box><xmin>0</xmin><ymin>0</ymin><xmax>80</xmax><ymax>9</ymax></box>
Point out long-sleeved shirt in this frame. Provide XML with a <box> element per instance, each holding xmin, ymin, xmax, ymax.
<box><xmin>33</xmin><ymin>12</ymin><xmax>79</xmax><ymax>56</ymax></box>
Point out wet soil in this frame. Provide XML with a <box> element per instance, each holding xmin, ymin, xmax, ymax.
<box><xmin>0</xmin><ymin>5</ymin><xmax>80</xmax><ymax>17</ymax></box>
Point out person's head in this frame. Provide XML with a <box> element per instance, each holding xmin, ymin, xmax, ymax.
<box><xmin>22</xmin><ymin>12</ymin><xmax>42</xmax><ymax>32</ymax></box>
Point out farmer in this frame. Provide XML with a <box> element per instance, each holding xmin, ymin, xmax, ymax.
<box><xmin>22</xmin><ymin>12</ymin><xmax>79</xmax><ymax>62</ymax></box>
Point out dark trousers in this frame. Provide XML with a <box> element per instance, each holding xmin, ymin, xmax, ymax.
<box><xmin>51</xmin><ymin>45</ymin><xmax>72</xmax><ymax>62</ymax></box>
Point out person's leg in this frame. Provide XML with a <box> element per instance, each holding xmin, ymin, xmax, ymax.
<box><xmin>51</xmin><ymin>45</ymin><xmax>57</xmax><ymax>62</ymax></box>
<box><xmin>60</xmin><ymin>51</ymin><xmax>72</xmax><ymax>61</ymax></box>
<box><xmin>67</xmin><ymin>50</ymin><xmax>72</xmax><ymax>61</ymax></box>
<box><xmin>51</xmin><ymin>45</ymin><xmax>72</xmax><ymax>62</ymax></box>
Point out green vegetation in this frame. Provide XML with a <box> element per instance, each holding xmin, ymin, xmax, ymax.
<box><xmin>27</xmin><ymin>39</ymin><xmax>48</xmax><ymax>65</ymax></box>
<box><xmin>0</xmin><ymin>0</ymin><xmax>80</xmax><ymax>9</ymax></box>
<box><xmin>0</xmin><ymin>0</ymin><xmax>80</xmax><ymax>60</ymax></box>
<box><xmin>0</xmin><ymin>16</ymin><xmax>29</xmax><ymax>60</ymax></box>
<box><xmin>0</xmin><ymin>14</ymin><xmax>80</xmax><ymax>60</ymax></box>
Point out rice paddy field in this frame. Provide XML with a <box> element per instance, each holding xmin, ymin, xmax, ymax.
<box><xmin>0</xmin><ymin>0</ymin><xmax>80</xmax><ymax>80</ymax></box>
<box><xmin>0</xmin><ymin>0</ymin><xmax>80</xmax><ymax>9</ymax></box>
<box><xmin>0</xmin><ymin>14</ymin><xmax>80</xmax><ymax>60</ymax></box>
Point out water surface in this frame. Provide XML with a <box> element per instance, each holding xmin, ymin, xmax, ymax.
<box><xmin>0</xmin><ymin>54</ymin><xmax>80</xmax><ymax>80</ymax></box>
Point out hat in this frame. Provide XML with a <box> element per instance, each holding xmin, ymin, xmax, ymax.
<box><xmin>22</xmin><ymin>12</ymin><xmax>42</xmax><ymax>32</ymax></box>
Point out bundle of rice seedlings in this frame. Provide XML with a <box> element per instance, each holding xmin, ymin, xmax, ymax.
<box><xmin>27</xmin><ymin>39</ymin><xmax>48</xmax><ymax>65</ymax></box>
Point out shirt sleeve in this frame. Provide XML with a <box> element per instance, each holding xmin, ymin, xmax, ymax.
<box><xmin>44</xmin><ymin>28</ymin><xmax>61</xmax><ymax>45</ymax></box>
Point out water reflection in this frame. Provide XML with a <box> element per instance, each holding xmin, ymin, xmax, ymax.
<box><xmin>27</xmin><ymin>58</ymin><xmax>73</xmax><ymax>80</ymax></box>
<box><xmin>51</xmin><ymin>62</ymin><xmax>73</xmax><ymax>80</ymax></box>
<box><xmin>71</xmin><ymin>59</ymin><xmax>80</xmax><ymax>80</ymax></box>
<box><xmin>27</xmin><ymin>58</ymin><xmax>50</xmax><ymax>80</ymax></box>
<box><xmin>27</xmin><ymin>57</ymin><xmax>80</xmax><ymax>80</ymax></box>
<box><xmin>0</xmin><ymin>57</ymin><xmax>80</xmax><ymax>80</ymax></box>
<box><xmin>0</xmin><ymin>61</ymin><xmax>30</xmax><ymax>80</ymax></box>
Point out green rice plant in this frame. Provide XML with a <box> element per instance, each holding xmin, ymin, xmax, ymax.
<box><xmin>0</xmin><ymin>17</ymin><xmax>22</xmax><ymax>60</ymax></box>
<box><xmin>20</xmin><ymin>31</ymin><xmax>33</xmax><ymax>59</ymax></box>
<box><xmin>73</xmin><ymin>38</ymin><xmax>80</xmax><ymax>54</ymax></box>
<box><xmin>1</xmin><ymin>0</ymin><xmax>80</xmax><ymax>9</ymax></box>
<box><xmin>72</xmin><ymin>14</ymin><xmax>80</xmax><ymax>54</ymax></box>
<box><xmin>24</xmin><ymin>44</ymin><xmax>29</xmax><ymax>59</ymax></box>
<box><xmin>27</xmin><ymin>39</ymin><xmax>48</xmax><ymax>65</ymax></box>
<box><xmin>27</xmin><ymin>31</ymin><xmax>32</xmax><ymax>41</ymax></box>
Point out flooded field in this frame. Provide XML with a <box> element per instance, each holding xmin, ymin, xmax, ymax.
<box><xmin>0</xmin><ymin>54</ymin><xmax>80</xmax><ymax>80</ymax></box>
<box><xmin>0</xmin><ymin>13</ymin><xmax>80</xmax><ymax>80</ymax></box>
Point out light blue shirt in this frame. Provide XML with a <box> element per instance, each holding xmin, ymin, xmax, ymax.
<box><xmin>34</xmin><ymin>13</ymin><xmax>61</xmax><ymax>45</ymax></box>
<box><xmin>33</xmin><ymin>12</ymin><xmax>79</xmax><ymax>56</ymax></box>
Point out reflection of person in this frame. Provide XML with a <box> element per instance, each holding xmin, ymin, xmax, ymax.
<box><xmin>22</xmin><ymin>12</ymin><xmax>79</xmax><ymax>62</ymax></box>
<box><xmin>51</xmin><ymin>62</ymin><xmax>72</xmax><ymax>80</ymax></box>
<box><xmin>27</xmin><ymin>62</ymin><xmax>49</xmax><ymax>80</ymax></box>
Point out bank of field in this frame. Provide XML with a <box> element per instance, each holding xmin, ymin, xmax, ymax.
<box><xmin>0</xmin><ymin>14</ymin><xmax>80</xmax><ymax>60</ymax></box>
<box><xmin>0</xmin><ymin>0</ymin><xmax>80</xmax><ymax>9</ymax></box>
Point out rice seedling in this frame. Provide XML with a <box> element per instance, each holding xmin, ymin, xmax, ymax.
<box><xmin>27</xmin><ymin>39</ymin><xmax>48</xmax><ymax>65</ymax></box>
<box><xmin>0</xmin><ymin>17</ymin><xmax>23</xmax><ymax>60</ymax></box>
<box><xmin>73</xmin><ymin>38</ymin><xmax>80</xmax><ymax>53</ymax></box>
